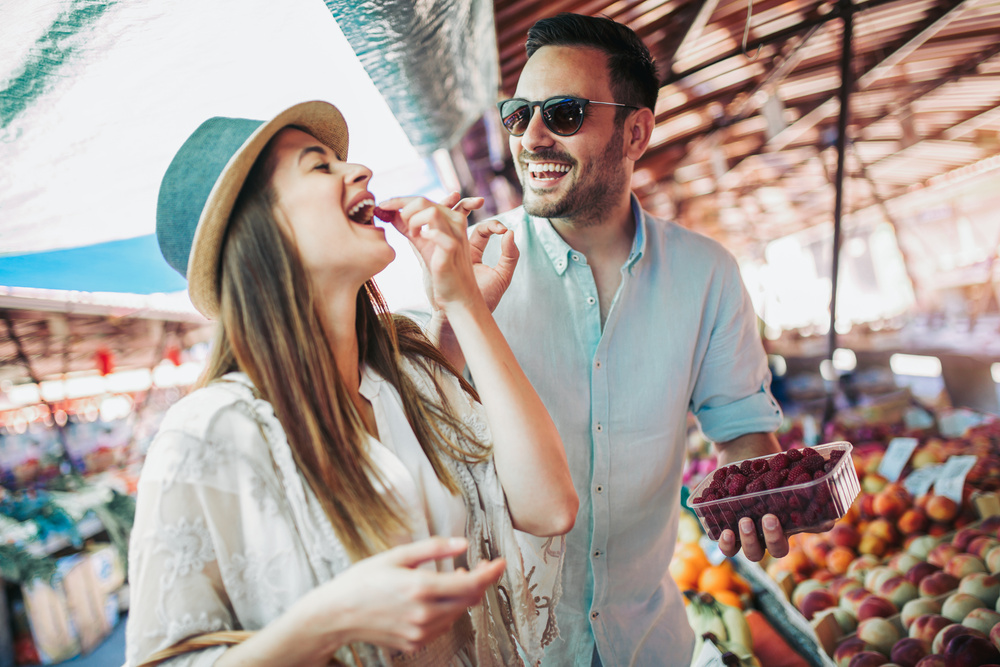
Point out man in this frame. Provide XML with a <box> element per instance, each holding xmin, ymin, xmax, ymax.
<box><xmin>425</xmin><ymin>13</ymin><xmax>788</xmax><ymax>666</ymax></box>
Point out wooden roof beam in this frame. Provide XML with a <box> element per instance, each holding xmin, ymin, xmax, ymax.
<box><xmin>669</xmin><ymin>0</ymin><xmax>722</xmax><ymax>72</ymax></box>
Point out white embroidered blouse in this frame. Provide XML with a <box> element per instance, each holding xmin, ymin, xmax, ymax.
<box><xmin>125</xmin><ymin>359</ymin><xmax>564</xmax><ymax>666</ymax></box>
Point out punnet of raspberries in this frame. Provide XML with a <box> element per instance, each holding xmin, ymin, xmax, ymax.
<box><xmin>689</xmin><ymin>445</ymin><xmax>852</xmax><ymax>544</ymax></box>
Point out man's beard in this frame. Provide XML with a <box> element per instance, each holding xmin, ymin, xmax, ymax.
<box><xmin>521</xmin><ymin>124</ymin><xmax>627</xmax><ymax>226</ymax></box>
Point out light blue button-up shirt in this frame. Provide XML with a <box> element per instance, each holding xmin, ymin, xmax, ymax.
<box><xmin>482</xmin><ymin>196</ymin><xmax>783</xmax><ymax>666</ymax></box>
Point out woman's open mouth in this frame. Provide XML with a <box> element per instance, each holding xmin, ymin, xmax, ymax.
<box><xmin>346</xmin><ymin>197</ymin><xmax>375</xmax><ymax>225</ymax></box>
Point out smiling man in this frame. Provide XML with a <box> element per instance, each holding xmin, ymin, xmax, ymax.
<box><xmin>429</xmin><ymin>13</ymin><xmax>788</xmax><ymax>667</ymax></box>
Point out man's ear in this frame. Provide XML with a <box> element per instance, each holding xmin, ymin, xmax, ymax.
<box><xmin>625</xmin><ymin>107</ymin><xmax>655</xmax><ymax>160</ymax></box>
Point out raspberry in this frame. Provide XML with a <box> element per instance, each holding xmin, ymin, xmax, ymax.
<box><xmin>786</xmin><ymin>448</ymin><xmax>804</xmax><ymax>462</ymax></box>
<box><xmin>739</xmin><ymin>460</ymin><xmax>754</xmax><ymax>477</ymax></box>
<box><xmin>726</xmin><ymin>473</ymin><xmax>748</xmax><ymax>496</ymax></box>
<box><xmin>746</xmin><ymin>478</ymin><xmax>766</xmax><ymax>494</ymax></box>
<box><xmin>828</xmin><ymin>449</ymin><xmax>845</xmax><ymax>463</ymax></box>
<box><xmin>812</xmin><ymin>470</ymin><xmax>826</xmax><ymax>480</ymax></box>
<box><xmin>701</xmin><ymin>489</ymin><xmax>720</xmax><ymax>503</ymax></box>
<box><xmin>802</xmin><ymin>447</ymin><xmax>821</xmax><ymax>459</ymax></box>
<box><xmin>762</xmin><ymin>470</ymin><xmax>785</xmax><ymax>490</ymax></box>
<box><xmin>816</xmin><ymin>485</ymin><xmax>832</xmax><ymax>505</ymax></box>
<box><xmin>712</xmin><ymin>467</ymin><xmax>731</xmax><ymax>485</ymax></box>
<box><xmin>803</xmin><ymin>455</ymin><xmax>825</xmax><ymax>472</ymax></box>
<box><xmin>373</xmin><ymin>206</ymin><xmax>394</xmax><ymax>222</ymax></box>
<box><xmin>823</xmin><ymin>460</ymin><xmax>837</xmax><ymax>473</ymax></box>
<box><xmin>749</xmin><ymin>458</ymin><xmax>768</xmax><ymax>475</ymax></box>
<box><xmin>766</xmin><ymin>495</ymin><xmax>787</xmax><ymax>513</ymax></box>
<box><xmin>789</xmin><ymin>472</ymin><xmax>813</xmax><ymax>485</ymax></box>
<box><xmin>768</xmin><ymin>453</ymin><xmax>790</xmax><ymax>471</ymax></box>
<box><xmin>787</xmin><ymin>464</ymin><xmax>809</xmax><ymax>480</ymax></box>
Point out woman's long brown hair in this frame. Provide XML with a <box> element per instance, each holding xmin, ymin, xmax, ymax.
<box><xmin>199</xmin><ymin>135</ymin><xmax>489</xmax><ymax>560</ymax></box>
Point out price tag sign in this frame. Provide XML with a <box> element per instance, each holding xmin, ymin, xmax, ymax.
<box><xmin>878</xmin><ymin>437</ymin><xmax>919</xmax><ymax>482</ymax></box>
<box><xmin>690</xmin><ymin>639</ymin><xmax>727</xmax><ymax>667</ymax></box>
<box><xmin>934</xmin><ymin>455</ymin><xmax>977</xmax><ymax>502</ymax></box>
<box><xmin>903</xmin><ymin>464</ymin><xmax>942</xmax><ymax>497</ymax></box>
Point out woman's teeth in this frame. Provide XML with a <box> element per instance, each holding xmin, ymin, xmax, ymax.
<box><xmin>347</xmin><ymin>198</ymin><xmax>375</xmax><ymax>224</ymax></box>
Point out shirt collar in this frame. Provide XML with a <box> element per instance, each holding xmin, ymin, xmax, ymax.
<box><xmin>527</xmin><ymin>194</ymin><xmax>647</xmax><ymax>275</ymax></box>
<box><xmin>358</xmin><ymin>364</ymin><xmax>381</xmax><ymax>401</ymax></box>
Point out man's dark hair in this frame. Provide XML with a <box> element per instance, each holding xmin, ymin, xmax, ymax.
<box><xmin>525</xmin><ymin>13</ymin><xmax>659</xmax><ymax>119</ymax></box>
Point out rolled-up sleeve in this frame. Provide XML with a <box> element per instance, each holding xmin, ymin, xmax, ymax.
<box><xmin>690</xmin><ymin>253</ymin><xmax>783</xmax><ymax>443</ymax></box>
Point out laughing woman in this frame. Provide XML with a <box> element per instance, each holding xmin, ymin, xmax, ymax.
<box><xmin>126</xmin><ymin>101</ymin><xmax>577</xmax><ymax>667</ymax></box>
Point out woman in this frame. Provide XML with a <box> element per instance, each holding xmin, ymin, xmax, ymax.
<box><xmin>127</xmin><ymin>101</ymin><xmax>578</xmax><ymax>666</ymax></box>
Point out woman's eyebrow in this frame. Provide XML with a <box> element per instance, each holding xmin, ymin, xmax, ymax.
<box><xmin>297</xmin><ymin>145</ymin><xmax>328</xmax><ymax>164</ymax></box>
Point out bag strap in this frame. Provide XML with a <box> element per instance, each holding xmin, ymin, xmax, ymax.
<box><xmin>135</xmin><ymin>630</ymin><xmax>362</xmax><ymax>666</ymax></box>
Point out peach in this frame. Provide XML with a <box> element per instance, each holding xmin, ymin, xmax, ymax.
<box><xmin>898</xmin><ymin>508</ymin><xmax>929</xmax><ymax>536</ymax></box>
<box><xmin>867</xmin><ymin>518</ymin><xmax>901</xmax><ymax>545</ymax></box>
<box><xmin>830</xmin><ymin>522</ymin><xmax>862</xmax><ymax>549</ymax></box>
<box><xmin>910</xmin><ymin>614</ymin><xmax>953</xmax><ymax>643</ymax></box>
<box><xmin>847</xmin><ymin>651</ymin><xmax>890</xmax><ymax>667</ymax></box>
<box><xmin>831</xmin><ymin>576</ymin><xmax>866</xmax><ymax>597</ymax></box>
<box><xmin>888</xmin><ymin>552</ymin><xmax>923</xmax><ymax>574</ymax></box>
<box><xmin>944</xmin><ymin>554</ymin><xmax>987</xmax><ymax>578</ymax></box>
<box><xmin>862</xmin><ymin>473</ymin><xmax>889</xmax><ymax>494</ymax></box>
<box><xmin>906</xmin><ymin>562</ymin><xmax>942</xmax><ymax>587</ymax></box>
<box><xmin>866</xmin><ymin>566</ymin><xmax>902</xmax><ymax>593</ymax></box>
<box><xmin>857</xmin><ymin>616</ymin><xmax>901</xmax><ymax>654</ymax></box>
<box><xmin>908</xmin><ymin>535</ymin><xmax>941</xmax><ymax>560</ymax></box>
<box><xmin>932</xmin><ymin>623</ymin><xmax>985</xmax><ymax>654</ymax></box>
<box><xmin>890</xmin><ymin>637</ymin><xmax>929</xmax><ymax>667</ymax></box>
<box><xmin>801</xmin><ymin>588</ymin><xmax>839</xmax><ymax>620</ymax></box>
<box><xmin>849</xmin><ymin>555</ymin><xmax>884</xmax><ymax>581</ymax></box>
<box><xmin>968</xmin><ymin>536</ymin><xmax>1000</xmax><ymax>560</ymax></box>
<box><xmin>958</xmin><ymin>572</ymin><xmax>1000</xmax><ymax>607</ymax></box>
<box><xmin>842</xmin><ymin>587</ymin><xmax>876</xmax><ymax>616</ymax></box>
<box><xmin>878</xmin><ymin>575</ymin><xmax>920</xmax><ymax>608</ymax></box>
<box><xmin>941</xmin><ymin>633</ymin><xmax>1000</xmax><ymax>665</ymax></box>
<box><xmin>918</xmin><ymin>572</ymin><xmax>960</xmax><ymax>598</ymax></box>
<box><xmin>913</xmin><ymin>656</ymin><xmax>946</xmax><ymax>667</ymax></box>
<box><xmin>991</xmin><ymin>621</ymin><xmax>1000</xmax><ymax>651</ymax></box>
<box><xmin>952</xmin><ymin>527</ymin><xmax>986</xmax><ymax>553</ymax></box>
<box><xmin>832</xmin><ymin>607</ymin><xmax>858</xmax><ymax>633</ymax></box>
<box><xmin>961</xmin><ymin>607</ymin><xmax>1000</xmax><ymax>635</ymax></box>
<box><xmin>985</xmin><ymin>545</ymin><xmax>1000</xmax><ymax>574</ymax></box>
<box><xmin>835</xmin><ymin>636</ymin><xmax>875</xmax><ymax>667</ymax></box>
<box><xmin>858</xmin><ymin>595</ymin><xmax>899</xmax><ymax>621</ymax></box>
<box><xmin>859</xmin><ymin>534</ymin><xmax>889</xmax><ymax>558</ymax></box>
<box><xmin>873</xmin><ymin>484</ymin><xmax>910</xmax><ymax>520</ymax></box>
<box><xmin>927</xmin><ymin>544</ymin><xmax>960</xmax><ymax>568</ymax></box>
<box><xmin>901</xmin><ymin>598</ymin><xmax>943</xmax><ymax>629</ymax></box>
<box><xmin>828</xmin><ymin>546</ymin><xmax>858</xmax><ymax>576</ymax></box>
<box><xmin>941</xmin><ymin>592</ymin><xmax>986</xmax><ymax>623</ymax></box>
<box><xmin>925</xmin><ymin>495</ymin><xmax>960</xmax><ymax>522</ymax></box>
<box><xmin>793</xmin><ymin>579</ymin><xmax>826</xmax><ymax>609</ymax></box>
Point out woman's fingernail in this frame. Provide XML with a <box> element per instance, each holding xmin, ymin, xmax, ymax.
<box><xmin>764</xmin><ymin>515</ymin><xmax>778</xmax><ymax>531</ymax></box>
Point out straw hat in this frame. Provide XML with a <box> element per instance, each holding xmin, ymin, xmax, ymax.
<box><xmin>156</xmin><ymin>100</ymin><xmax>349</xmax><ymax>319</ymax></box>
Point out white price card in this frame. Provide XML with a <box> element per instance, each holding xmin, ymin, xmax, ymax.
<box><xmin>933</xmin><ymin>455</ymin><xmax>977</xmax><ymax>502</ymax></box>
<box><xmin>878</xmin><ymin>437</ymin><xmax>919</xmax><ymax>482</ymax></box>
<box><xmin>690</xmin><ymin>639</ymin><xmax>727</xmax><ymax>667</ymax></box>
<box><xmin>903</xmin><ymin>464</ymin><xmax>942</xmax><ymax>497</ymax></box>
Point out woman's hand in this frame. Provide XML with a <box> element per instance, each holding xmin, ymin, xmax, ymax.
<box><xmin>378</xmin><ymin>194</ymin><xmax>516</xmax><ymax>315</ymax></box>
<box><xmin>301</xmin><ymin>537</ymin><xmax>505</xmax><ymax>655</ymax></box>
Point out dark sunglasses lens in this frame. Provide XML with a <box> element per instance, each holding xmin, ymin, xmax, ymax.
<box><xmin>500</xmin><ymin>101</ymin><xmax>531</xmax><ymax>135</ymax></box>
<box><xmin>542</xmin><ymin>98</ymin><xmax>584</xmax><ymax>135</ymax></box>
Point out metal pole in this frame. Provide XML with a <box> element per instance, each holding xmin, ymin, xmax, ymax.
<box><xmin>823</xmin><ymin>0</ymin><xmax>854</xmax><ymax>430</ymax></box>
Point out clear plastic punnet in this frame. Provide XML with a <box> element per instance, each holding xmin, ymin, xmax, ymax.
<box><xmin>687</xmin><ymin>442</ymin><xmax>860</xmax><ymax>545</ymax></box>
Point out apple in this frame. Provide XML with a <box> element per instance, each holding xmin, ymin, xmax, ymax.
<box><xmin>858</xmin><ymin>595</ymin><xmax>899</xmax><ymax>621</ymax></box>
<box><xmin>835</xmin><ymin>636</ymin><xmax>876</xmax><ymax>667</ymax></box>
<box><xmin>931</xmin><ymin>624</ymin><xmax>985</xmax><ymax>654</ymax></box>
<box><xmin>927</xmin><ymin>544</ymin><xmax>960</xmax><ymax>568</ymax></box>
<box><xmin>960</xmin><ymin>607</ymin><xmax>1000</xmax><ymax>635</ymax></box>
<box><xmin>941</xmin><ymin>633</ymin><xmax>1000</xmax><ymax>665</ymax></box>
<box><xmin>906</xmin><ymin>562</ymin><xmax>942</xmax><ymax>587</ymax></box>
<box><xmin>901</xmin><ymin>598</ymin><xmax>943</xmax><ymax>629</ymax></box>
<box><xmin>958</xmin><ymin>572</ymin><xmax>1000</xmax><ymax>607</ymax></box>
<box><xmin>801</xmin><ymin>588</ymin><xmax>839</xmax><ymax>620</ymax></box>
<box><xmin>944</xmin><ymin>554</ymin><xmax>987</xmax><ymax>579</ymax></box>
<box><xmin>910</xmin><ymin>614</ymin><xmax>953</xmax><ymax>643</ymax></box>
<box><xmin>919</xmin><ymin>572</ymin><xmax>960</xmax><ymax>598</ymax></box>
<box><xmin>878</xmin><ymin>575</ymin><xmax>920</xmax><ymax>608</ymax></box>
<box><xmin>858</xmin><ymin>616</ymin><xmax>902</xmax><ymax>654</ymax></box>
<box><xmin>941</xmin><ymin>592</ymin><xmax>985</xmax><ymax>623</ymax></box>
<box><xmin>890</xmin><ymin>637</ymin><xmax>929</xmax><ymax>667</ymax></box>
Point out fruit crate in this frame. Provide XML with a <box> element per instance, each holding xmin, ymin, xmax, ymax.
<box><xmin>687</xmin><ymin>442</ymin><xmax>861</xmax><ymax>545</ymax></box>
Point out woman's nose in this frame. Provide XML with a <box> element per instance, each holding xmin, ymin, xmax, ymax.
<box><xmin>344</xmin><ymin>163</ymin><xmax>372</xmax><ymax>184</ymax></box>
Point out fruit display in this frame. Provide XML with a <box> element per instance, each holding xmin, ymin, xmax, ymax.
<box><xmin>688</xmin><ymin>443</ymin><xmax>860</xmax><ymax>545</ymax></box>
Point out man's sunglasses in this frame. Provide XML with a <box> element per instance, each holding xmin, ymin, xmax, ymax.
<box><xmin>496</xmin><ymin>96</ymin><xmax>638</xmax><ymax>137</ymax></box>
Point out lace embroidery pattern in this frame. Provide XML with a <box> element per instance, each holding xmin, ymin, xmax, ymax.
<box><xmin>221</xmin><ymin>550</ymin><xmax>290</xmax><ymax>617</ymax></box>
<box><xmin>153</xmin><ymin>516</ymin><xmax>216</xmax><ymax>588</ymax></box>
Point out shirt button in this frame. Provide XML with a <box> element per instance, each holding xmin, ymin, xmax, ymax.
<box><xmin>593</xmin><ymin>550</ymin><xmax>602</xmax><ymax>558</ymax></box>
<box><xmin>595</xmin><ymin>423</ymin><xmax>603</xmax><ymax>432</ymax></box>
<box><xmin>587</xmin><ymin>296</ymin><xmax>596</xmax><ymax>305</ymax></box>
<box><xmin>571</xmin><ymin>254</ymin><xmax>580</xmax><ymax>261</ymax></box>
<box><xmin>595</xmin><ymin>485</ymin><xmax>604</xmax><ymax>493</ymax></box>
<box><xmin>591</xmin><ymin>611</ymin><xmax>599</xmax><ymax>619</ymax></box>
<box><xmin>594</xmin><ymin>360</ymin><xmax>601</xmax><ymax>369</ymax></box>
